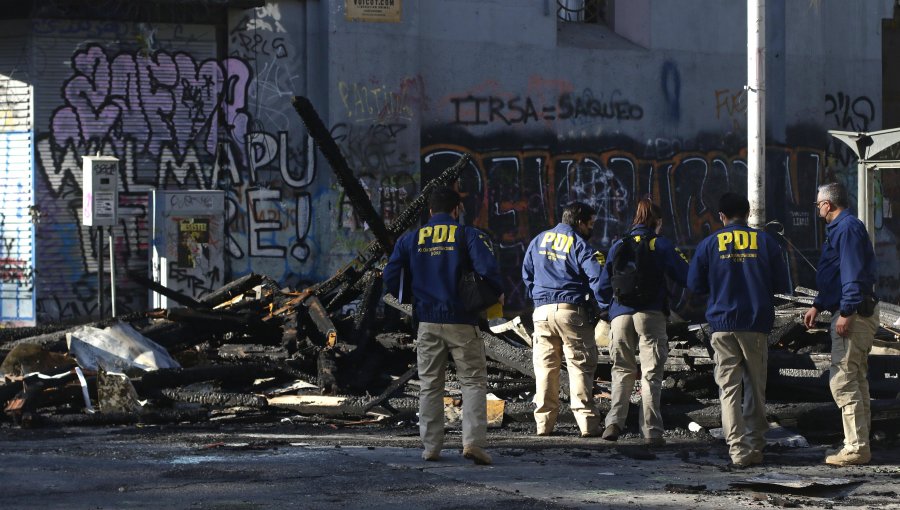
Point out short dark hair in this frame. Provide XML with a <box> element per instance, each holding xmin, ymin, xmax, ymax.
<box><xmin>428</xmin><ymin>185</ymin><xmax>460</xmax><ymax>214</ymax></box>
<box><xmin>818</xmin><ymin>182</ymin><xmax>849</xmax><ymax>209</ymax></box>
<box><xmin>561</xmin><ymin>202</ymin><xmax>595</xmax><ymax>227</ymax></box>
<box><xmin>718</xmin><ymin>192</ymin><xmax>750</xmax><ymax>219</ymax></box>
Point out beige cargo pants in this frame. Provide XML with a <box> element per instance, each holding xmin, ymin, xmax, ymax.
<box><xmin>830</xmin><ymin>307</ymin><xmax>879</xmax><ymax>453</ymax></box>
<box><xmin>710</xmin><ymin>331</ymin><xmax>768</xmax><ymax>463</ymax></box>
<box><xmin>532</xmin><ymin>303</ymin><xmax>601</xmax><ymax>435</ymax></box>
<box><xmin>606</xmin><ymin>311</ymin><xmax>667</xmax><ymax>439</ymax></box>
<box><xmin>416</xmin><ymin>322</ymin><xmax>488</xmax><ymax>454</ymax></box>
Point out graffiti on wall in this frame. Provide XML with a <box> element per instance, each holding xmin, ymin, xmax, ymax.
<box><xmin>337</xmin><ymin>76</ymin><xmax>427</xmax><ymax>124</ymax></box>
<box><xmin>825</xmin><ymin>92</ymin><xmax>875</xmax><ymax>132</ymax></box>
<box><xmin>448</xmin><ymin>89</ymin><xmax>644</xmax><ymax>127</ymax></box>
<box><xmin>714</xmin><ymin>88</ymin><xmax>747</xmax><ymax>132</ymax></box>
<box><xmin>422</xmin><ymin>136</ymin><xmax>826</xmax><ymax>309</ymax></box>
<box><xmin>33</xmin><ymin>38</ymin><xmax>317</xmax><ymax>321</ymax></box>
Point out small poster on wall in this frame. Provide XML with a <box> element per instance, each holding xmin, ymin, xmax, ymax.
<box><xmin>345</xmin><ymin>0</ymin><xmax>401</xmax><ymax>23</ymax></box>
<box><xmin>177</xmin><ymin>217</ymin><xmax>210</xmax><ymax>269</ymax></box>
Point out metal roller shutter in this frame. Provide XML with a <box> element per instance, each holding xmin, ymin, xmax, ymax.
<box><xmin>32</xmin><ymin>20</ymin><xmax>217</xmax><ymax>321</ymax></box>
<box><xmin>0</xmin><ymin>22</ymin><xmax>35</xmax><ymax>325</ymax></box>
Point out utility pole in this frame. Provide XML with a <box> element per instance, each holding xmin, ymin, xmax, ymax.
<box><xmin>747</xmin><ymin>0</ymin><xmax>766</xmax><ymax>228</ymax></box>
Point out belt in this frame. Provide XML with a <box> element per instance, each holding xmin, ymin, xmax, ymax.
<box><xmin>538</xmin><ymin>302</ymin><xmax>587</xmax><ymax>315</ymax></box>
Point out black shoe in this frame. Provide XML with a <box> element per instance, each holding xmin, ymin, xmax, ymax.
<box><xmin>601</xmin><ymin>424</ymin><xmax>622</xmax><ymax>441</ymax></box>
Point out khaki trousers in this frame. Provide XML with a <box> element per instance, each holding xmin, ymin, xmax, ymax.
<box><xmin>416</xmin><ymin>322</ymin><xmax>488</xmax><ymax>453</ymax></box>
<box><xmin>532</xmin><ymin>304</ymin><xmax>601</xmax><ymax>435</ymax></box>
<box><xmin>710</xmin><ymin>331</ymin><xmax>768</xmax><ymax>462</ymax></box>
<box><xmin>606</xmin><ymin>311</ymin><xmax>667</xmax><ymax>439</ymax></box>
<box><xmin>830</xmin><ymin>307</ymin><xmax>878</xmax><ymax>453</ymax></box>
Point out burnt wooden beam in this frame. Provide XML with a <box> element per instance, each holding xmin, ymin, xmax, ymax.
<box><xmin>0</xmin><ymin>313</ymin><xmax>146</xmax><ymax>355</ymax></box>
<box><xmin>307</xmin><ymin>153</ymin><xmax>472</xmax><ymax>300</ymax></box>
<box><xmin>353</xmin><ymin>271</ymin><xmax>383</xmax><ymax>332</ymax></box>
<box><xmin>382</xmin><ymin>293</ymin><xmax>413</xmax><ymax>316</ymax></box>
<box><xmin>304</xmin><ymin>296</ymin><xmax>338</xmax><ymax>348</ymax></box>
<box><xmin>160</xmin><ymin>388</ymin><xmax>267</xmax><ymax>408</ymax></box>
<box><xmin>136</xmin><ymin>363</ymin><xmax>286</xmax><ymax>391</ymax></box>
<box><xmin>480</xmin><ymin>330</ymin><xmax>570</xmax><ymax>395</ymax></box>
<box><xmin>678</xmin><ymin>399</ymin><xmax>900</xmax><ymax>432</ymax></box>
<box><xmin>357</xmin><ymin>364</ymin><xmax>418</xmax><ymax>414</ymax></box>
<box><xmin>127</xmin><ymin>271</ymin><xmax>207</xmax><ymax>309</ymax></box>
<box><xmin>367</xmin><ymin>152</ymin><xmax>471</xmax><ymax>258</ymax></box>
<box><xmin>199</xmin><ymin>273</ymin><xmax>266</xmax><ymax>307</ymax></box>
<box><xmin>292</xmin><ymin>96</ymin><xmax>394</xmax><ymax>256</ymax></box>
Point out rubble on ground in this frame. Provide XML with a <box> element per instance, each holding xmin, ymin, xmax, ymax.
<box><xmin>2</xmin><ymin>97</ymin><xmax>898</xmax><ymax>441</ymax></box>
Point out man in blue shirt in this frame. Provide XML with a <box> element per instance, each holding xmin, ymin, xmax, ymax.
<box><xmin>688</xmin><ymin>192</ymin><xmax>790</xmax><ymax>467</ymax></box>
<box><xmin>522</xmin><ymin>202</ymin><xmax>604</xmax><ymax>437</ymax></box>
<box><xmin>383</xmin><ymin>186</ymin><xmax>502</xmax><ymax>465</ymax></box>
<box><xmin>803</xmin><ymin>182</ymin><xmax>879</xmax><ymax>466</ymax></box>
<box><xmin>598</xmin><ymin>199</ymin><xmax>689</xmax><ymax>446</ymax></box>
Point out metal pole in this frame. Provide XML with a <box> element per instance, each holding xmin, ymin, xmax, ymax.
<box><xmin>97</xmin><ymin>226</ymin><xmax>104</xmax><ymax>319</ymax></box>
<box><xmin>747</xmin><ymin>0</ymin><xmax>766</xmax><ymax>228</ymax></box>
<box><xmin>109</xmin><ymin>229</ymin><xmax>117</xmax><ymax>318</ymax></box>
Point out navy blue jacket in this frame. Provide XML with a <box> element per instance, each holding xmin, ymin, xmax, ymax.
<box><xmin>598</xmin><ymin>225</ymin><xmax>690</xmax><ymax>321</ymax></box>
<box><xmin>687</xmin><ymin>223</ymin><xmax>790</xmax><ymax>333</ymax></box>
<box><xmin>812</xmin><ymin>210</ymin><xmax>878</xmax><ymax>315</ymax></box>
<box><xmin>522</xmin><ymin>223</ymin><xmax>605</xmax><ymax>308</ymax></box>
<box><xmin>383</xmin><ymin>213</ymin><xmax>502</xmax><ymax>325</ymax></box>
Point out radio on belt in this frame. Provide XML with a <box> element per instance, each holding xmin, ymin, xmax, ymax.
<box><xmin>82</xmin><ymin>156</ymin><xmax>119</xmax><ymax>227</ymax></box>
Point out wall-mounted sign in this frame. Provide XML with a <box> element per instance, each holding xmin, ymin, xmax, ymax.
<box><xmin>346</xmin><ymin>0</ymin><xmax>402</xmax><ymax>23</ymax></box>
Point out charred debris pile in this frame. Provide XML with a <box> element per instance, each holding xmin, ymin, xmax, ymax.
<box><xmin>2</xmin><ymin>97</ymin><xmax>899</xmax><ymax>438</ymax></box>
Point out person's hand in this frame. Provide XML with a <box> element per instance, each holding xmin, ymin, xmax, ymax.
<box><xmin>835</xmin><ymin>314</ymin><xmax>855</xmax><ymax>337</ymax></box>
<box><xmin>803</xmin><ymin>307</ymin><xmax>819</xmax><ymax>329</ymax></box>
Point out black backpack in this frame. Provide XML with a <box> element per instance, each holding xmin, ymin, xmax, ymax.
<box><xmin>610</xmin><ymin>233</ymin><xmax>662</xmax><ymax>307</ymax></box>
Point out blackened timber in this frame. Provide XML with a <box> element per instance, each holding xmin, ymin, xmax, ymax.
<box><xmin>305</xmin><ymin>154</ymin><xmax>471</xmax><ymax>303</ymax></box>
<box><xmin>137</xmin><ymin>364</ymin><xmax>286</xmax><ymax>391</ymax></box>
<box><xmin>679</xmin><ymin>399</ymin><xmax>900</xmax><ymax>431</ymax></box>
<box><xmin>0</xmin><ymin>313</ymin><xmax>147</xmax><ymax>355</ymax></box>
<box><xmin>304</xmin><ymin>296</ymin><xmax>338</xmax><ymax>347</ymax></box>
<box><xmin>317</xmin><ymin>349</ymin><xmax>339</xmax><ymax>395</ymax></box>
<box><xmin>480</xmin><ymin>330</ymin><xmax>570</xmax><ymax>394</ymax></box>
<box><xmin>29</xmin><ymin>408</ymin><xmax>209</xmax><ymax>427</ymax></box>
<box><xmin>358</xmin><ymin>365</ymin><xmax>418</xmax><ymax>414</ymax></box>
<box><xmin>382</xmin><ymin>293</ymin><xmax>413</xmax><ymax>316</ymax></box>
<box><xmin>200</xmin><ymin>273</ymin><xmax>266</xmax><ymax>307</ymax></box>
<box><xmin>365</xmin><ymin>153</ymin><xmax>471</xmax><ymax>258</ymax></box>
<box><xmin>160</xmin><ymin>388</ymin><xmax>267</xmax><ymax>408</ymax></box>
<box><xmin>127</xmin><ymin>271</ymin><xmax>207</xmax><ymax>309</ymax></box>
<box><xmin>292</xmin><ymin>96</ymin><xmax>394</xmax><ymax>256</ymax></box>
<box><xmin>353</xmin><ymin>271</ymin><xmax>382</xmax><ymax>331</ymax></box>
<box><xmin>166</xmin><ymin>307</ymin><xmax>251</xmax><ymax>330</ymax></box>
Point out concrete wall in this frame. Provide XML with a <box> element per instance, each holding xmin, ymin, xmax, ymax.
<box><xmin>16</xmin><ymin>0</ymin><xmax>899</xmax><ymax>322</ymax></box>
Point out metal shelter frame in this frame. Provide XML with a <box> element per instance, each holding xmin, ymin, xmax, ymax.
<box><xmin>829</xmin><ymin>127</ymin><xmax>900</xmax><ymax>242</ymax></box>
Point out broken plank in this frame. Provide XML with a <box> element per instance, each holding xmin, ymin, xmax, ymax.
<box><xmin>480</xmin><ymin>330</ymin><xmax>569</xmax><ymax>394</ymax></box>
<box><xmin>292</xmin><ymin>96</ymin><xmax>394</xmax><ymax>256</ymax></box>
<box><xmin>127</xmin><ymin>271</ymin><xmax>206</xmax><ymax>309</ymax></box>
<box><xmin>267</xmin><ymin>395</ymin><xmax>351</xmax><ymax>415</ymax></box>
<box><xmin>200</xmin><ymin>273</ymin><xmax>266</xmax><ymax>307</ymax></box>
<box><xmin>359</xmin><ymin>365</ymin><xmax>418</xmax><ymax>414</ymax></box>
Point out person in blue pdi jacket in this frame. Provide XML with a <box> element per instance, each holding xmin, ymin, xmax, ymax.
<box><xmin>522</xmin><ymin>202</ymin><xmax>605</xmax><ymax>437</ymax></box>
<box><xmin>803</xmin><ymin>182</ymin><xmax>880</xmax><ymax>466</ymax></box>
<box><xmin>598</xmin><ymin>198</ymin><xmax>689</xmax><ymax>446</ymax></box>
<box><xmin>382</xmin><ymin>186</ymin><xmax>502</xmax><ymax>465</ymax></box>
<box><xmin>687</xmin><ymin>192</ymin><xmax>790</xmax><ymax>468</ymax></box>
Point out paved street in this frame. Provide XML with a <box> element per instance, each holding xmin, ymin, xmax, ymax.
<box><xmin>1</xmin><ymin>425</ymin><xmax>898</xmax><ymax>509</ymax></box>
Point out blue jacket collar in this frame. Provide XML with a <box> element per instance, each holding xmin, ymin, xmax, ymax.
<box><xmin>826</xmin><ymin>210</ymin><xmax>851</xmax><ymax>232</ymax></box>
<box><xmin>429</xmin><ymin>213</ymin><xmax>458</xmax><ymax>225</ymax></box>
<box><xmin>629</xmin><ymin>224</ymin><xmax>654</xmax><ymax>235</ymax></box>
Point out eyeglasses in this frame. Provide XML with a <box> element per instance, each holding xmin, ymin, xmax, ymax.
<box><xmin>814</xmin><ymin>200</ymin><xmax>830</xmax><ymax>208</ymax></box>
